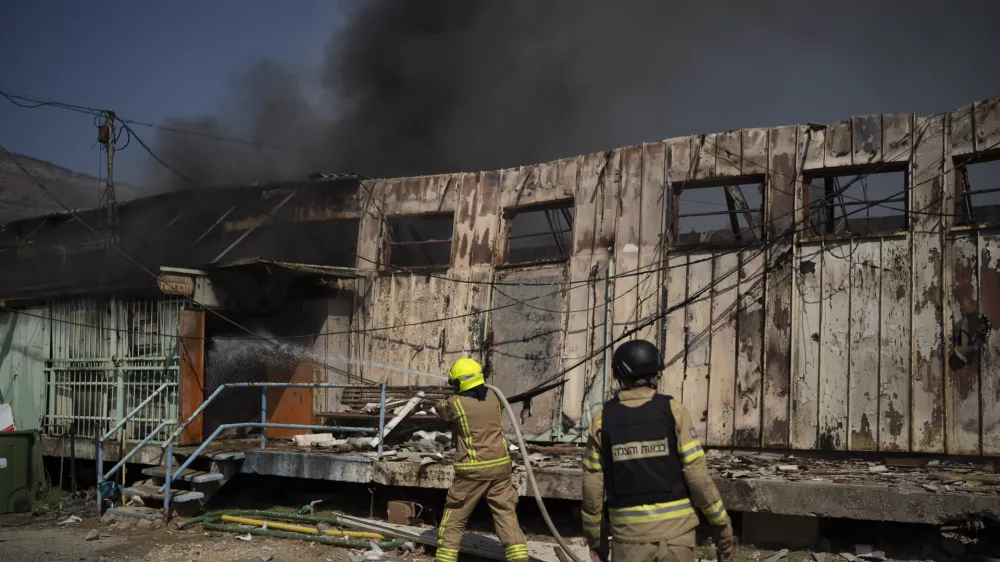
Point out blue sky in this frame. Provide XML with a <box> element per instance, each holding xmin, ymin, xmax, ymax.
<box><xmin>0</xmin><ymin>1</ymin><xmax>343</xmax><ymax>187</ymax></box>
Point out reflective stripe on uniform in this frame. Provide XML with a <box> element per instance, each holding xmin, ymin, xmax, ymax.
<box><xmin>437</xmin><ymin>508</ymin><xmax>452</xmax><ymax>545</ymax></box>
<box><xmin>453</xmin><ymin>399</ymin><xmax>477</xmax><ymax>462</ymax></box>
<box><xmin>701</xmin><ymin>498</ymin><xmax>729</xmax><ymax>525</ymax></box>
<box><xmin>678</xmin><ymin>439</ymin><xmax>704</xmax><ymax>465</ymax></box>
<box><xmin>454</xmin><ymin>455</ymin><xmax>511</xmax><ymax>471</ymax></box>
<box><xmin>435</xmin><ymin>546</ymin><xmax>459</xmax><ymax>562</ymax></box>
<box><xmin>582</xmin><ymin>447</ymin><xmax>601</xmax><ymax>471</ymax></box>
<box><xmin>608</xmin><ymin>498</ymin><xmax>695</xmax><ymax>524</ymax></box>
<box><xmin>505</xmin><ymin>543</ymin><xmax>529</xmax><ymax>560</ymax></box>
<box><xmin>581</xmin><ymin>510</ymin><xmax>602</xmax><ymax>529</ymax></box>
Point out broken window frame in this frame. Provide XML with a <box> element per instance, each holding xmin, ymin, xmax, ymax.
<box><xmin>669</xmin><ymin>176</ymin><xmax>766</xmax><ymax>248</ymax></box>
<box><xmin>802</xmin><ymin>164</ymin><xmax>909</xmax><ymax>240</ymax></box>
<box><xmin>498</xmin><ymin>199</ymin><xmax>576</xmax><ymax>267</ymax></box>
<box><xmin>382</xmin><ymin>212</ymin><xmax>455</xmax><ymax>271</ymax></box>
<box><xmin>952</xmin><ymin>153</ymin><xmax>1000</xmax><ymax>229</ymax></box>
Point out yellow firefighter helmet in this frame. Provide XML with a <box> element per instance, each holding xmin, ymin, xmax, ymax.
<box><xmin>448</xmin><ymin>358</ymin><xmax>485</xmax><ymax>393</ymax></box>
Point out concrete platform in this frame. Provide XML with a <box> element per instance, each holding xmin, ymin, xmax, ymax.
<box><xmin>242</xmin><ymin>449</ymin><xmax>1000</xmax><ymax>525</ymax></box>
<box><xmin>42</xmin><ymin>435</ymin><xmax>165</xmax><ymax>465</ymax></box>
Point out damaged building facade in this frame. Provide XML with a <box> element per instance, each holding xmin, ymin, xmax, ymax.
<box><xmin>1</xmin><ymin>97</ymin><xmax>999</xmax><ymax>473</ymax></box>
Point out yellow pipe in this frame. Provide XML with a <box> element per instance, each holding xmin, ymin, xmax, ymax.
<box><xmin>220</xmin><ymin>515</ymin><xmax>385</xmax><ymax>540</ymax></box>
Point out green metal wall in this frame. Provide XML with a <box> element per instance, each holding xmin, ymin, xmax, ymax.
<box><xmin>0</xmin><ymin>308</ymin><xmax>50</xmax><ymax>431</ymax></box>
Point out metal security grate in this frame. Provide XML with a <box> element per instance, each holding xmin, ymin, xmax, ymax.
<box><xmin>44</xmin><ymin>298</ymin><xmax>183</xmax><ymax>442</ymax></box>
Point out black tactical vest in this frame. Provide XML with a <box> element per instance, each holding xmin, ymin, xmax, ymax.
<box><xmin>601</xmin><ymin>393</ymin><xmax>688</xmax><ymax>507</ymax></box>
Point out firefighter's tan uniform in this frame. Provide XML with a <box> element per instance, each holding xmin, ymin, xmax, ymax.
<box><xmin>435</xmin><ymin>388</ymin><xmax>528</xmax><ymax>562</ymax></box>
<box><xmin>582</xmin><ymin>386</ymin><xmax>733</xmax><ymax>562</ymax></box>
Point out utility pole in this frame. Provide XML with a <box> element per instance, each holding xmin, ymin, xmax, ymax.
<box><xmin>97</xmin><ymin>110</ymin><xmax>118</xmax><ymax>248</ymax></box>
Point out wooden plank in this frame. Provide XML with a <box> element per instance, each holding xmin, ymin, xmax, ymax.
<box><xmin>975</xmin><ymin>97</ymin><xmax>1000</xmax><ymax>153</ymax></box>
<box><xmin>848</xmin><ymin>240</ymin><xmax>880</xmax><ymax>451</ymax></box>
<box><xmin>715</xmin><ymin>130</ymin><xmax>742</xmax><ymax>177</ymax></box>
<box><xmin>791</xmin><ymin>244</ymin><xmax>822</xmax><ymax>449</ymax></box>
<box><xmin>820</xmin><ymin>241</ymin><xmax>850</xmax><ymax>450</ymax></box>
<box><xmin>692</xmin><ymin>134</ymin><xmax>717</xmax><ymax>180</ymax></box>
<box><xmin>611</xmin><ymin>145</ymin><xmax>642</xmax><ymax>340</ymax></box>
<box><xmin>948</xmin><ymin>105</ymin><xmax>975</xmax><ymax>158</ymax></box>
<box><xmin>803</xmin><ymin>126</ymin><xmax>826</xmax><ymax>171</ymax></box>
<box><xmin>452</xmin><ymin>173</ymin><xmax>479</xmax><ymax>269</ymax></box>
<box><xmin>883</xmin><ymin>114</ymin><xmax>913</xmax><ymax>162</ymax></box>
<box><xmin>178</xmin><ymin>308</ymin><xmax>205</xmax><ymax>446</ymax></box>
<box><xmin>661</xmin><ymin>254</ymin><xmax>688</xmax><ymax>400</ymax></box>
<box><xmin>762</xmin><ymin>125</ymin><xmax>799</xmax><ymax>448</ymax></box>
<box><xmin>734</xmin><ymin>249</ymin><xmax>765</xmax><ymax>447</ymax></box>
<box><xmin>742</xmin><ymin>128</ymin><xmax>768</xmax><ymax>175</ymax></box>
<box><xmin>947</xmin><ymin>234</ymin><xmax>980</xmax><ymax>454</ymax></box>
<box><xmin>880</xmin><ymin>238</ymin><xmax>911</xmax><ymax>451</ymax></box>
<box><xmin>825</xmin><ymin>119</ymin><xmax>853</xmax><ymax>168</ymax></box>
<box><xmin>981</xmin><ymin>234</ymin><xmax>1000</xmax><ymax>455</ymax></box>
<box><xmin>852</xmin><ymin>115</ymin><xmax>882</xmax><ymax>165</ymax></box>
<box><xmin>636</xmin><ymin>142</ymin><xmax>665</xmax><ymax>343</ymax></box>
<box><xmin>683</xmin><ymin>253</ymin><xmax>713</xmax><ymax>442</ymax></box>
<box><xmin>471</xmin><ymin>171</ymin><xmax>500</xmax><ymax>266</ymax></box>
<box><xmin>707</xmin><ymin>251</ymin><xmax>738</xmax><ymax>446</ymax></box>
<box><xmin>666</xmin><ymin>136</ymin><xmax>693</xmax><ymax>184</ymax></box>
<box><xmin>911</xmin><ymin>114</ymin><xmax>945</xmax><ymax>453</ymax></box>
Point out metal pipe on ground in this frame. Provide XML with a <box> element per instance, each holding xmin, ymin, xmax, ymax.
<box><xmin>220</xmin><ymin>515</ymin><xmax>386</xmax><ymax>539</ymax></box>
<box><xmin>203</xmin><ymin>522</ymin><xmax>405</xmax><ymax>549</ymax></box>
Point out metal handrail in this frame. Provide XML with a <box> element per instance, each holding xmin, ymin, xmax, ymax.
<box><xmin>99</xmin><ymin>383</ymin><xmax>173</xmax><ymax>442</ymax></box>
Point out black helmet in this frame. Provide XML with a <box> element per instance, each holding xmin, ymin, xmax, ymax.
<box><xmin>612</xmin><ymin>339</ymin><xmax>664</xmax><ymax>380</ymax></box>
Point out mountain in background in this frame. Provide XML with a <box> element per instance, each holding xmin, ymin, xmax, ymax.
<box><xmin>0</xmin><ymin>152</ymin><xmax>142</xmax><ymax>225</ymax></box>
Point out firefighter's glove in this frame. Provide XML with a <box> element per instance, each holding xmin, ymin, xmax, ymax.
<box><xmin>713</xmin><ymin>524</ymin><xmax>735</xmax><ymax>560</ymax></box>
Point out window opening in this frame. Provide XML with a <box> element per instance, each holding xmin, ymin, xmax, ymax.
<box><xmin>955</xmin><ymin>157</ymin><xmax>1000</xmax><ymax>226</ymax></box>
<box><xmin>673</xmin><ymin>178</ymin><xmax>764</xmax><ymax>246</ymax></box>
<box><xmin>386</xmin><ymin>213</ymin><xmax>454</xmax><ymax>269</ymax></box>
<box><xmin>505</xmin><ymin>201</ymin><xmax>575</xmax><ymax>264</ymax></box>
<box><xmin>804</xmin><ymin>169</ymin><xmax>907</xmax><ymax>237</ymax></box>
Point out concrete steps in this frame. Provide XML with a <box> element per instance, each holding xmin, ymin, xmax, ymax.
<box><xmin>123</xmin><ymin>484</ymin><xmax>204</xmax><ymax>503</ymax></box>
<box><xmin>141</xmin><ymin>466</ymin><xmax>225</xmax><ymax>483</ymax></box>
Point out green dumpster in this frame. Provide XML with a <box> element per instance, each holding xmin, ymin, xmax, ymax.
<box><xmin>0</xmin><ymin>431</ymin><xmax>35</xmax><ymax>514</ymax></box>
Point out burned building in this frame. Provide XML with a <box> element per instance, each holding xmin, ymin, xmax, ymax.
<box><xmin>1</xmin><ymin>97</ymin><xmax>999</xmax><ymax>523</ymax></box>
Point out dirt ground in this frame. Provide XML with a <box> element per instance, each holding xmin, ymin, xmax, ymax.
<box><xmin>0</xmin><ymin>514</ymin><xmax>433</xmax><ymax>562</ymax></box>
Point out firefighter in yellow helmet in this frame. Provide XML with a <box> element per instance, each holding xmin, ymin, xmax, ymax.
<box><xmin>582</xmin><ymin>340</ymin><xmax>734</xmax><ymax>562</ymax></box>
<box><xmin>434</xmin><ymin>358</ymin><xmax>528</xmax><ymax>562</ymax></box>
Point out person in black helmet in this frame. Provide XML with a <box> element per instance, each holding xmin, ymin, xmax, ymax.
<box><xmin>581</xmin><ymin>339</ymin><xmax>734</xmax><ymax>562</ymax></box>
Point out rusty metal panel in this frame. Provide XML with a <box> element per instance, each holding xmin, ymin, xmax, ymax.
<box><xmin>471</xmin><ymin>172</ymin><xmax>500</xmax><ymax>266</ymax></box>
<box><xmin>692</xmin><ymin>134</ymin><xmax>717</xmax><ymax>181</ymax></box>
<box><xmin>596</xmin><ymin>150</ymin><xmax>621</xmax><ymax>252</ymax></box>
<box><xmin>975</xmin><ymin>97</ymin><xmax>1000</xmax><ymax>153</ymax></box>
<box><xmin>666</xmin><ymin>136</ymin><xmax>693</xmax><ymax>184</ymax></box>
<box><xmin>558</xmin><ymin>156</ymin><xmax>579</xmax><ymax>200</ymax></box>
<box><xmin>791</xmin><ymin>243</ymin><xmax>822</xmax><ymax>450</ymax></box>
<box><xmin>949</xmin><ymin>105</ymin><xmax>975</xmax><ymax>158</ymax></box>
<box><xmin>383</xmin><ymin>178</ymin><xmax>403</xmax><ymax>215</ymax></box>
<box><xmin>611</xmin><ymin>145</ymin><xmax>643</xmax><ymax>341</ymax></box>
<box><xmin>911</xmin><ymin>114</ymin><xmax>946</xmax><ymax>453</ymax></box>
<box><xmin>762</xmin><ymin>125</ymin><xmax>798</xmax><ymax>447</ymax></box>
<box><xmin>314</xmin><ymin>296</ymin><xmax>352</xmax><ymax>413</ymax></box>
<box><xmin>947</xmin><ymin>234</ymin><xmax>981</xmax><ymax>454</ymax></box>
<box><xmin>398</xmin><ymin>176</ymin><xmax>422</xmax><ymax>215</ymax></box>
<box><xmin>637</xmin><ymin>142</ymin><xmax>666</xmax><ymax>344</ymax></box>
<box><xmin>452</xmin><ymin>173</ymin><xmax>479</xmax><ymax>269</ymax></box>
<box><xmin>852</xmin><ymin>115</ymin><xmax>882</xmax><ymax>165</ymax></box>
<box><xmin>715</xmin><ymin>130</ymin><xmax>742</xmax><ymax>177</ymax></box>
<box><xmin>826</xmin><ymin>119</ymin><xmax>853</xmax><ymax>168</ymax></box>
<box><xmin>366</xmin><ymin>276</ymin><xmax>394</xmax><ymax>383</ymax></box>
<box><xmin>573</xmin><ymin>153</ymin><xmax>605</xmax><ymax>257</ymax></box>
<box><xmin>489</xmin><ymin>265</ymin><xmax>568</xmax><ymax>437</ymax></box>
<box><xmin>661</xmin><ymin>254</ymin><xmax>687</xmax><ymax>400</ymax></box>
<box><xmin>820</xmin><ymin>241</ymin><xmax>850</xmax><ymax>450</ymax></box>
<box><xmin>178</xmin><ymin>308</ymin><xmax>205</xmax><ymax>446</ymax></box>
<box><xmin>535</xmin><ymin>160</ymin><xmax>559</xmax><ymax>204</ymax></box>
<box><xmin>880</xmin><ymin>237</ymin><xmax>911</xmax><ymax>451</ymax></box>
<box><xmin>735</xmin><ymin>249</ymin><xmax>764</xmax><ymax>447</ymax></box>
<box><xmin>883</xmin><ymin>114</ymin><xmax>913</xmax><ymax>163</ymax></box>
<box><xmin>980</xmin><ymin>233</ymin><xmax>1000</xmax><ymax>454</ymax></box>
<box><xmin>742</xmin><ymin>128</ymin><xmax>768</xmax><ymax>175</ymax></box>
<box><xmin>683</xmin><ymin>252</ymin><xmax>713</xmax><ymax>442</ymax></box>
<box><xmin>707</xmin><ymin>251</ymin><xmax>738</xmax><ymax>446</ymax></box>
<box><xmin>355</xmin><ymin>180</ymin><xmax>387</xmax><ymax>271</ymax></box>
<box><xmin>848</xmin><ymin>240</ymin><xmax>880</xmax><ymax>451</ymax></box>
<box><xmin>441</xmin><ymin>269</ymin><xmax>473</xmax><ymax>372</ymax></box>
<box><xmin>803</xmin><ymin>126</ymin><xmax>826</xmax><ymax>171</ymax></box>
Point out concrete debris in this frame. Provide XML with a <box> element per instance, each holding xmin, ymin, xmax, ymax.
<box><xmin>868</xmin><ymin>465</ymin><xmax>889</xmax><ymax>474</ymax></box>
<box><xmin>57</xmin><ymin>515</ymin><xmax>82</xmax><ymax>526</ymax></box>
<box><xmin>921</xmin><ymin>484</ymin><xmax>938</xmax><ymax>492</ymax></box>
<box><xmin>812</xmin><ymin>553</ymin><xmax>826</xmax><ymax>562</ymax></box>
<box><xmin>839</xmin><ymin>554</ymin><xmax>858</xmax><ymax>562</ymax></box>
<box><xmin>293</xmin><ymin>434</ymin><xmax>345</xmax><ymax>447</ymax></box>
<box><xmin>764</xmin><ymin>549</ymin><xmax>789</xmax><ymax>562</ymax></box>
<box><xmin>236</xmin><ymin>533</ymin><xmax>252</xmax><ymax>541</ymax></box>
<box><xmin>777</xmin><ymin>465</ymin><xmax>799</xmax><ymax>472</ymax></box>
<box><xmin>724</xmin><ymin>470</ymin><xmax>752</xmax><ymax>479</ymax></box>
<box><xmin>853</xmin><ymin>545</ymin><xmax>885</xmax><ymax>560</ymax></box>
<box><xmin>85</xmin><ymin>529</ymin><xmax>100</xmax><ymax>541</ymax></box>
<box><xmin>259</xmin><ymin>550</ymin><xmax>274</xmax><ymax>562</ymax></box>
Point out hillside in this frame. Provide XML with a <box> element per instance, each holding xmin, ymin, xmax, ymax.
<box><xmin>0</xmin><ymin>152</ymin><xmax>141</xmax><ymax>225</ymax></box>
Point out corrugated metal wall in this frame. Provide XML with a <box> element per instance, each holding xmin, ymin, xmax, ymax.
<box><xmin>338</xmin><ymin>97</ymin><xmax>1000</xmax><ymax>455</ymax></box>
<box><xmin>0</xmin><ymin>307</ymin><xmax>51</xmax><ymax>431</ymax></box>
